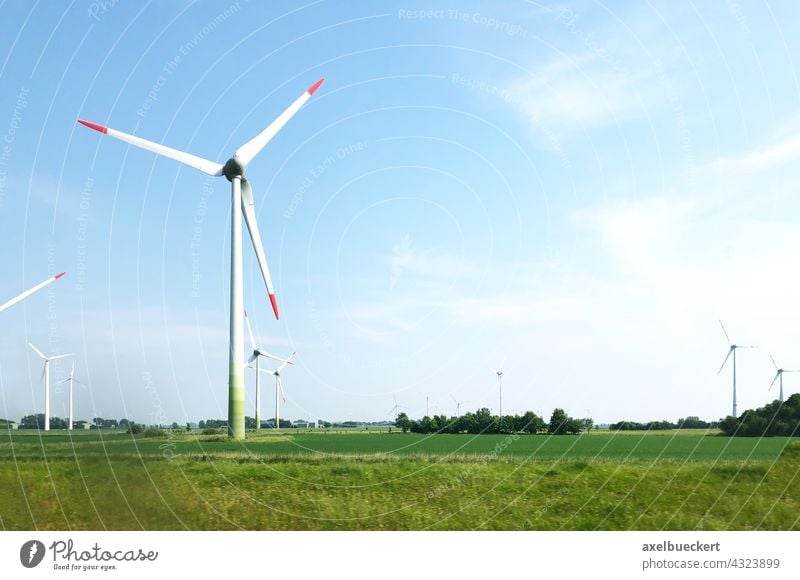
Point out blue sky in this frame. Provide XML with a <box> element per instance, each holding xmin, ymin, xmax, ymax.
<box><xmin>2</xmin><ymin>0</ymin><xmax>800</xmax><ymax>425</ymax></box>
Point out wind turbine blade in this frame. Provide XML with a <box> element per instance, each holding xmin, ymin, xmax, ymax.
<box><xmin>258</xmin><ymin>350</ymin><xmax>293</xmax><ymax>365</ymax></box>
<box><xmin>738</xmin><ymin>345</ymin><xmax>757</xmax><ymax>349</ymax></box>
<box><xmin>39</xmin><ymin>365</ymin><xmax>46</xmax><ymax>384</ymax></box>
<box><xmin>28</xmin><ymin>342</ymin><xmax>47</xmax><ymax>360</ymax></box>
<box><xmin>77</xmin><ymin>120</ymin><xmax>224</xmax><ymax>176</ymax></box>
<box><xmin>717</xmin><ymin>347</ymin><xmax>733</xmax><ymax>374</ymax></box>
<box><xmin>244</xmin><ymin>309</ymin><xmax>258</xmax><ymax>352</ymax></box>
<box><xmin>234</xmin><ymin>78</ymin><xmax>324</xmax><ymax>167</ymax></box>
<box><xmin>241</xmin><ymin>179</ymin><xmax>278</xmax><ymax>320</ymax></box>
<box><xmin>770</xmin><ymin>353</ymin><xmax>778</xmax><ymax>370</ymax></box>
<box><xmin>718</xmin><ymin>320</ymin><xmax>731</xmax><ymax>343</ymax></box>
<box><xmin>450</xmin><ymin>394</ymin><xmax>458</xmax><ymax>403</ymax></box>
<box><xmin>0</xmin><ymin>272</ymin><xmax>65</xmax><ymax>314</ymax></box>
<box><xmin>49</xmin><ymin>354</ymin><xmax>73</xmax><ymax>361</ymax></box>
<box><xmin>279</xmin><ymin>377</ymin><xmax>287</xmax><ymax>403</ymax></box>
<box><xmin>769</xmin><ymin>371</ymin><xmax>780</xmax><ymax>390</ymax></box>
<box><xmin>275</xmin><ymin>352</ymin><xmax>296</xmax><ymax>374</ymax></box>
<box><xmin>247</xmin><ymin>353</ymin><xmax>258</xmax><ymax>364</ymax></box>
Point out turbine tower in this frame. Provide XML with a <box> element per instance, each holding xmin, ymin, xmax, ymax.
<box><xmin>717</xmin><ymin>320</ymin><xmax>756</xmax><ymax>418</ymax></box>
<box><xmin>245</xmin><ymin>309</ymin><xmax>292</xmax><ymax>431</ymax></box>
<box><xmin>28</xmin><ymin>343</ymin><xmax>72</xmax><ymax>431</ymax></box>
<box><xmin>769</xmin><ymin>354</ymin><xmax>798</xmax><ymax>403</ymax></box>
<box><xmin>79</xmin><ymin>79</ymin><xmax>324</xmax><ymax>439</ymax></box>
<box><xmin>0</xmin><ymin>272</ymin><xmax>65</xmax><ymax>314</ymax></box>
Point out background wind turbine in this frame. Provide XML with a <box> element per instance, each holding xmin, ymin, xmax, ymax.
<box><xmin>259</xmin><ymin>352</ymin><xmax>296</xmax><ymax>430</ymax></box>
<box><xmin>55</xmin><ymin>362</ymin><xmax>87</xmax><ymax>430</ymax></box>
<box><xmin>769</xmin><ymin>354</ymin><xmax>798</xmax><ymax>403</ymax></box>
<box><xmin>491</xmin><ymin>358</ymin><xmax>506</xmax><ymax>416</ymax></box>
<box><xmin>450</xmin><ymin>394</ymin><xmax>461</xmax><ymax>416</ymax></box>
<box><xmin>0</xmin><ymin>272</ymin><xmax>65</xmax><ymax>314</ymax></box>
<box><xmin>717</xmin><ymin>320</ymin><xmax>756</xmax><ymax>417</ymax></box>
<box><xmin>388</xmin><ymin>394</ymin><xmax>405</xmax><ymax>417</ymax></box>
<box><xmin>245</xmin><ymin>309</ymin><xmax>292</xmax><ymax>431</ymax></box>
<box><xmin>28</xmin><ymin>343</ymin><xmax>72</xmax><ymax>431</ymax></box>
<box><xmin>79</xmin><ymin>78</ymin><xmax>324</xmax><ymax>439</ymax></box>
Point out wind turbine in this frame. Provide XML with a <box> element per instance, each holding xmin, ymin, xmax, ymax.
<box><xmin>491</xmin><ymin>359</ymin><xmax>506</xmax><ymax>416</ymax></box>
<box><xmin>450</xmin><ymin>394</ymin><xmax>461</xmax><ymax>416</ymax></box>
<box><xmin>259</xmin><ymin>353</ymin><xmax>296</xmax><ymax>430</ymax></box>
<box><xmin>244</xmin><ymin>309</ymin><xmax>292</xmax><ymax>431</ymax></box>
<box><xmin>55</xmin><ymin>362</ymin><xmax>87</xmax><ymax>430</ymax></box>
<box><xmin>79</xmin><ymin>78</ymin><xmax>324</xmax><ymax>439</ymax></box>
<box><xmin>28</xmin><ymin>343</ymin><xmax>72</xmax><ymax>431</ymax></box>
<box><xmin>0</xmin><ymin>272</ymin><xmax>65</xmax><ymax>314</ymax></box>
<box><xmin>717</xmin><ymin>321</ymin><xmax>756</xmax><ymax>417</ymax></box>
<box><xmin>769</xmin><ymin>354</ymin><xmax>798</xmax><ymax>403</ymax></box>
<box><xmin>388</xmin><ymin>394</ymin><xmax>406</xmax><ymax>417</ymax></box>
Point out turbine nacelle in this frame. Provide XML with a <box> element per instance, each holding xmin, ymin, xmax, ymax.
<box><xmin>222</xmin><ymin>156</ymin><xmax>246</xmax><ymax>181</ymax></box>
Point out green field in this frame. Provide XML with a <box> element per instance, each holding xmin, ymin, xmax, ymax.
<box><xmin>1</xmin><ymin>429</ymin><xmax>798</xmax><ymax>530</ymax></box>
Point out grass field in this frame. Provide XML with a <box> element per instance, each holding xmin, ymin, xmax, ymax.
<box><xmin>1</xmin><ymin>429</ymin><xmax>798</xmax><ymax>530</ymax></box>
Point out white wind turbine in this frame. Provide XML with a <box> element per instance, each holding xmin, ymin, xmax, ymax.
<box><xmin>79</xmin><ymin>78</ymin><xmax>324</xmax><ymax>439</ymax></box>
<box><xmin>55</xmin><ymin>362</ymin><xmax>87</xmax><ymax>430</ymax></box>
<box><xmin>491</xmin><ymin>358</ymin><xmax>506</xmax><ymax>416</ymax></box>
<box><xmin>259</xmin><ymin>353</ymin><xmax>296</xmax><ymax>430</ymax></box>
<box><xmin>0</xmin><ymin>272</ymin><xmax>65</xmax><ymax>314</ymax></box>
<box><xmin>450</xmin><ymin>394</ymin><xmax>461</xmax><ymax>416</ymax></box>
<box><xmin>717</xmin><ymin>320</ymin><xmax>756</xmax><ymax>418</ymax></box>
<box><xmin>28</xmin><ymin>343</ymin><xmax>72</xmax><ymax>431</ymax></box>
<box><xmin>769</xmin><ymin>354</ymin><xmax>798</xmax><ymax>403</ymax></box>
<box><xmin>388</xmin><ymin>394</ymin><xmax>406</xmax><ymax>417</ymax></box>
<box><xmin>244</xmin><ymin>309</ymin><xmax>292</xmax><ymax>431</ymax></box>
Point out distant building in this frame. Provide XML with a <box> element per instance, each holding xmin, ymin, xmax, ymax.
<box><xmin>73</xmin><ymin>421</ymin><xmax>90</xmax><ymax>430</ymax></box>
<box><xmin>1</xmin><ymin>420</ymin><xmax>18</xmax><ymax>430</ymax></box>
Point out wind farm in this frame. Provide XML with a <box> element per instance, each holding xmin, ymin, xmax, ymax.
<box><xmin>2</xmin><ymin>2</ymin><xmax>800</xmax><ymax>538</ymax></box>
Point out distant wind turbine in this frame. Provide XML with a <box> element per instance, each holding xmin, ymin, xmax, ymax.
<box><xmin>244</xmin><ymin>309</ymin><xmax>292</xmax><ymax>431</ymax></box>
<box><xmin>491</xmin><ymin>358</ymin><xmax>506</xmax><ymax>416</ymax></box>
<box><xmin>55</xmin><ymin>362</ymin><xmax>87</xmax><ymax>430</ymax></box>
<box><xmin>388</xmin><ymin>394</ymin><xmax>405</xmax><ymax>417</ymax></box>
<box><xmin>259</xmin><ymin>353</ymin><xmax>296</xmax><ymax>430</ymax></box>
<box><xmin>28</xmin><ymin>343</ymin><xmax>72</xmax><ymax>431</ymax></box>
<box><xmin>79</xmin><ymin>78</ymin><xmax>324</xmax><ymax>439</ymax></box>
<box><xmin>450</xmin><ymin>394</ymin><xmax>461</xmax><ymax>416</ymax></box>
<box><xmin>769</xmin><ymin>354</ymin><xmax>798</xmax><ymax>403</ymax></box>
<box><xmin>717</xmin><ymin>321</ymin><xmax>756</xmax><ymax>417</ymax></box>
<box><xmin>0</xmin><ymin>272</ymin><xmax>65</xmax><ymax>314</ymax></box>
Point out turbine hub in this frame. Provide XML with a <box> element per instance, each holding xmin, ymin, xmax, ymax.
<box><xmin>222</xmin><ymin>157</ymin><xmax>245</xmax><ymax>181</ymax></box>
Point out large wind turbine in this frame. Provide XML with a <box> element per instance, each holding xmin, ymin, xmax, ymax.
<box><xmin>717</xmin><ymin>321</ymin><xmax>756</xmax><ymax>417</ymax></box>
<box><xmin>388</xmin><ymin>394</ymin><xmax>406</xmax><ymax>417</ymax></box>
<box><xmin>769</xmin><ymin>354</ymin><xmax>798</xmax><ymax>403</ymax></box>
<box><xmin>55</xmin><ymin>362</ymin><xmax>86</xmax><ymax>430</ymax></box>
<box><xmin>28</xmin><ymin>343</ymin><xmax>72</xmax><ymax>431</ymax></box>
<box><xmin>0</xmin><ymin>272</ymin><xmax>65</xmax><ymax>314</ymax></box>
<box><xmin>244</xmin><ymin>309</ymin><xmax>292</xmax><ymax>431</ymax></box>
<box><xmin>79</xmin><ymin>79</ymin><xmax>324</xmax><ymax>439</ymax></box>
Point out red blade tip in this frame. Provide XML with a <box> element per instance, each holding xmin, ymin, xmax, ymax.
<box><xmin>308</xmin><ymin>78</ymin><xmax>325</xmax><ymax>95</ymax></box>
<box><xmin>78</xmin><ymin>120</ymin><xmax>107</xmax><ymax>134</ymax></box>
<box><xmin>269</xmin><ymin>294</ymin><xmax>279</xmax><ymax>320</ymax></box>
<box><xmin>244</xmin><ymin>309</ymin><xmax>248</xmax><ymax>318</ymax></box>
<box><xmin>55</xmin><ymin>272</ymin><xmax>66</xmax><ymax>279</ymax></box>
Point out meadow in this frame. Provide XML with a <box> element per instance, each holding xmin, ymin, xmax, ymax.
<box><xmin>1</xmin><ymin>429</ymin><xmax>798</xmax><ymax>530</ymax></box>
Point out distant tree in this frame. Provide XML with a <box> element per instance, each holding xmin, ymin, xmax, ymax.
<box><xmin>118</xmin><ymin>419</ymin><xmax>130</xmax><ymax>430</ymax></box>
<box><xmin>19</xmin><ymin>414</ymin><xmax>45</xmax><ymax>429</ymax></box>
<box><xmin>198</xmin><ymin>420</ymin><xmax>206</xmax><ymax>429</ymax></box>
<box><xmin>580</xmin><ymin>418</ymin><xmax>594</xmax><ymax>433</ymax></box>
<box><xmin>170</xmin><ymin>422</ymin><xmax>179</xmax><ymax>430</ymax></box>
<box><xmin>395</xmin><ymin>412</ymin><xmax>412</xmax><ymax>433</ymax></box>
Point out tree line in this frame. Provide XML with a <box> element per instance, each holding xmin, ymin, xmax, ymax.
<box><xmin>719</xmin><ymin>394</ymin><xmax>800</xmax><ymax>437</ymax></box>
<box><xmin>609</xmin><ymin>416</ymin><xmax>716</xmax><ymax>431</ymax></box>
<box><xmin>394</xmin><ymin>408</ymin><xmax>593</xmax><ymax>435</ymax></box>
